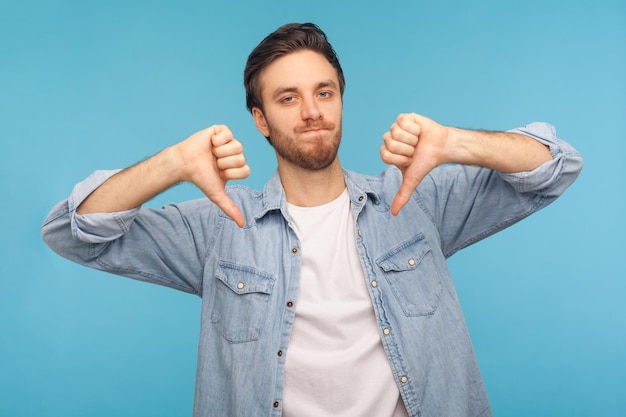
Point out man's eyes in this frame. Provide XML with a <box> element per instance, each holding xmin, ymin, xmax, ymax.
<box><xmin>279</xmin><ymin>91</ymin><xmax>333</xmax><ymax>103</ymax></box>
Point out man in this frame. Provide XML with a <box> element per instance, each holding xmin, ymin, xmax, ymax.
<box><xmin>42</xmin><ymin>23</ymin><xmax>583</xmax><ymax>417</ymax></box>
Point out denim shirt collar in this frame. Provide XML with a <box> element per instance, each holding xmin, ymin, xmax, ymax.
<box><xmin>254</xmin><ymin>168</ymin><xmax>384</xmax><ymax>222</ymax></box>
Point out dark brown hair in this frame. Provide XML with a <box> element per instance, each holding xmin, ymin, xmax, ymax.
<box><xmin>244</xmin><ymin>22</ymin><xmax>345</xmax><ymax>113</ymax></box>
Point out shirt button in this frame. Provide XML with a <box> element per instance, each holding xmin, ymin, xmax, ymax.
<box><xmin>273</xmin><ymin>401</ymin><xmax>280</xmax><ymax>408</ymax></box>
<box><xmin>400</xmin><ymin>376</ymin><xmax>408</xmax><ymax>384</ymax></box>
<box><xmin>371</xmin><ymin>280</ymin><xmax>377</xmax><ymax>288</ymax></box>
<box><xmin>277</xmin><ymin>350</ymin><xmax>283</xmax><ymax>357</ymax></box>
<box><xmin>408</xmin><ymin>258</ymin><xmax>416</xmax><ymax>266</ymax></box>
<box><xmin>358</xmin><ymin>195</ymin><xmax>364</xmax><ymax>202</ymax></box>
<box><xmin>291</xmin><ymin>247</ymin><xmax>298</xmax><ymax>254</ymax></box>
<box><xmin>358</xmin><ymin>229</ymin><xmax>362</xmax><ymax>237</ymax></box>
<box><xmin>286</xmin><ymin>301</ymin><xmax>294</xmax><ymax>308</ymax></box>
<box><xmin>237</xmin><ymin>282</ymin><xmax>245</xmax><ymax>290</ymax></box>
<box><xmin>383</xmin><ymin>328</ymin><xmax>390</xmax><ymax>335</ymax></box>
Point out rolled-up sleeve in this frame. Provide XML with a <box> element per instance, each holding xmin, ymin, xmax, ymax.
<box><xmin>67</xmin><ymin>169</ymin><xmax>141</xmax><ymax>243</ymax></box>
<box><xmin>41</xmin><ymin>169</ymin><xmax>213</xmax><ymax>294</ymax></box>
<box><xmin>500</xmin><ymin>122</ymin><xmax>584</xmax><ymax>195</ymax></box>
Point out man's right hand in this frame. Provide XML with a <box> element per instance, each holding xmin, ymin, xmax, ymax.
<box><xmin>174</xmin><ymin>125</ymin><xmax>250</xmax><ymax>227</ymax></box>
<box><xmin>77</xmin><ymin>125</ymin><xmax>250</xmax><ymax>228</ymax></box>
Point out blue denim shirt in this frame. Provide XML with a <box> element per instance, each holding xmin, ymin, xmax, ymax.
<box><xmin>42</xmin><ymin>122</ymin><xmax>582</xmax><ymax>417</ymax></box>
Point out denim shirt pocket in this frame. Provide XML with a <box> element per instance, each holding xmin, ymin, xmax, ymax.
<box><xmin>376</xmin><ymin>233</ymin><xmax>442</xmax><ymax>317</ymax></box>
<box><xmin>211</xmin><ymin>261</ymin><xmax>276</xmax><ymax>343</ymax></box>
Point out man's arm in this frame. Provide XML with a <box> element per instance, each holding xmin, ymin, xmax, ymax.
<box><xmin>77</xmin><ymin>125</ymin><xmax>250</xmax><ymax>227</ymax></box>
<box><xmin>380</xmin><ymin>113</ymin><xmax>553</xmax><ymax>215</ymax></box>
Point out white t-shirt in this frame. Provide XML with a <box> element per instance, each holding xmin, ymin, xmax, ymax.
<box><xmin>284</xmin><ymin>189</ymin><xmax>409</xmax><ymax>417</ymax></box>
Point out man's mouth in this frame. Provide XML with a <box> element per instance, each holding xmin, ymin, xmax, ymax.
<box><xmin>296</xmin><ymin>122</ymin><xmax>335</xmax><ymax>134</ymax></box>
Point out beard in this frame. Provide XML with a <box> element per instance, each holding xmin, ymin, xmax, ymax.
<box><xmin>268</xmin><ymin>120</ymin><xmax>342</xmax><ymax>171</ymax></box>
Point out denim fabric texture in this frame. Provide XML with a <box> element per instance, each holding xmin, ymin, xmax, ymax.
<box><xmin>42</xmin><ymin>122</ymin><xmax>583</xmax><ymax>417</ymax></box>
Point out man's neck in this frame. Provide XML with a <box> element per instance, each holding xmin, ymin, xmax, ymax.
<box><xmin>278</xmin><ymin>158</ymin><xmax>346</xmax><ymax>207</ymax></box>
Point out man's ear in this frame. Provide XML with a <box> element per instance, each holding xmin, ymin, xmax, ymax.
<box><xmin>252</xmin><ymin>107</ymin><xmax>270</xmax><ymax>137</ymax></box>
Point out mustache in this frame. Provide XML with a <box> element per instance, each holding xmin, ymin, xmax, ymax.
<box><xmin>294</xmin><ymin>120</ymin><xmax>336</xmax><ymax>133</ymax></box>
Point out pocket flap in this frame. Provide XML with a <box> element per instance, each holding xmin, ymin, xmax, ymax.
<box><xmin>216</xmin><ymin>261</ymin><xmax>275</xmax><ymax>295</ymax></box>
<box><xmin>376</xmin><ymin>233</ymin><xmax>431</xmax><ymax>272</ymax></box>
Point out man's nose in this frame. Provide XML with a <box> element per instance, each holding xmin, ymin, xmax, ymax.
<box><xmin>301</xmin><ymin>96</ymin><xmax>322</xmax><ymax>121</ymax></box>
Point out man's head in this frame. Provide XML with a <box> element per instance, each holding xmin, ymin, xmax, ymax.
<box><xmin>244</xmin><ymin>23</ymin><xmax>345</xmax><ymax>113</ymax></box>
<box><xmin>242</xmin><ymin>23</ymin><xmax>345</xmax><ymax>172</ymax></box>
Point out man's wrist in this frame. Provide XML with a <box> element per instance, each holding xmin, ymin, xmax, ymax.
<box><xmin>444</xmin><ymin>126</ymin><xmax>475</xmax><ymax>166</ymax></box>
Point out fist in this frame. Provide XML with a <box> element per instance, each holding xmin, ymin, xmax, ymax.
<box><xmin>211</xmin><ymin>125</ymin><xmax>251</xmax><ymax>182</ymax></box>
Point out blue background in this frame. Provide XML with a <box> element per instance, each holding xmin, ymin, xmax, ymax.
<box><xmin>1</xmin><ymin>0</ymin><xmax>624</xmax><ymax>416</ymax></box>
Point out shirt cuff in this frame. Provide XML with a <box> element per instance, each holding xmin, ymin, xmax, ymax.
<box><xmin>500</xmin><ymin>122</ymin><xmax>579</xmax><ymax>193</ymax></box>
<box><xmin>69</xmin><ymin>169</ymin><xmax>142</xmax><ymax>243</ymax></box>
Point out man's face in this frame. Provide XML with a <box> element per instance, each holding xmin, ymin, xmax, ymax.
<box><xmin>252</xmin><ymin>49</ymin><xmax>343</xmax><ymax>171</ymax></box>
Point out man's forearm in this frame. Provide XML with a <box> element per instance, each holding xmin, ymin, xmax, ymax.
<box><xmin>445</xmin><ymin>127</ymin><xmax>553</xmax><ymax>173</ymax></box>
<box><xmin>76</xmin><ymin>146</ymin><xmax>183</xmax><ymax>215</ymax></box>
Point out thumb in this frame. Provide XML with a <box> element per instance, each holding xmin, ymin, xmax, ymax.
<box><xmin>206</xmin><ymin>188</ymin><xmax>246</xmax><ymax>228</ymax></box>
<box><xmin>390</xmin><ymin>159</ymin><xmax>432</xmax><ymax>216</ymax></box>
